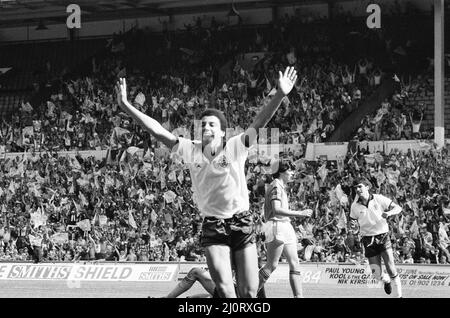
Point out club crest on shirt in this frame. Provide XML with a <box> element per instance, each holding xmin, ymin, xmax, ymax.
<box><xmin>215</xmin><ymin>154</ymin><xmax>230</xmax><ymax>168</ymax></box>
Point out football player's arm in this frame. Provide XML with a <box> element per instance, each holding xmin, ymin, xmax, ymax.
<box><xmin>349</xmin><ymin>204</ymin><xmax>359</xmax><ymax>233</ymax></box>
<box><xmin>271</xmin><ymin>200</ymin><xmax>313</xmax><ymax>217</ymax></box>
<box><xmin>381</xmin><ymin>197</ymin><xmax>402</xmax><ymax>219</ymax></box>
<box><xmin>241</xmin><ymin>67</ymin><xmax>297</xmax><ymax>147</ymax></box>
<box><xmin>116</xmin><ymin>78</ymin><xmax>178</xmax><ymax>149</ymax></box>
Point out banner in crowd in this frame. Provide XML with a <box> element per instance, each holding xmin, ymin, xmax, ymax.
<box><xmin>2</xmin><ymin>138</ymin><xmax>449</xmax><ymax>163</ymax></box>
<box><xmin>305</xmin><ymin>142</ymin><xmax>349</xmax><ymax>161</ymax></box>
<box><xmin>358</xmin><ymin>140</ymin><xmax>384</xmax><ymax>153</ymax></box>
<box><xmin>305</xmin><ymin>139</ymin><xmax>450</xmax><ymax>161</ymax></box>
<box><xmin>0</xmin><ymin>263</ymin><xmax>178</xmax><ymax>282</ymax></box>
<box><xmin>384</xmin><ymin>140</ymin><xmax>432</xmax><ymax>154</ymax></box>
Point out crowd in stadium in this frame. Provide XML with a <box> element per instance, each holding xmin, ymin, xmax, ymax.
<box><xmin>1</xmin><ymin>140</ymin><xmax>449</xmax><ymax>264</ymax></box>
<box><xmin>0</xmin><ymin>6</ymin><xmax>433</xmax><ymax>154</ymax></box>
<box><xmin>0</xmin><ymin>8</ymin><xmax>449</xmax><ymax>265</ymax></box>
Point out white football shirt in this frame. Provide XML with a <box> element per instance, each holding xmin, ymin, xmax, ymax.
<box><xmin>350</xmin><ymin>194</ymin><xmax>394</xmax><ymax>236</ymax></box>
<box><xmin>264</xmin><ymin>178</ymin><xmax>290</xmax><ymax>222</ymax></box>
<box><xmin>172</xmin><ymin>133</ymin><xmax>249</xmax><ymax>219</ymax></box>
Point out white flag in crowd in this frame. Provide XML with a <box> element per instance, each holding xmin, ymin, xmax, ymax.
<box><xmin>29</xmin><ymin>234</ymin><xmax>42</xmax><ymax>247</ymax></box>
<box><xmin>51</xmin><ymin>232</ymin><xmax>69</xmax><ymax>244</ymax></box>
<box><xmin>337</xmin><ymin>208</ymin><xmax>347</xmax><ymax>230</ymax></box>
<box><xmin>30</xmin><ymin>209</ymin><xmax>47</xmax><ymax>229</ymax></box>
<box><xmin>134</xmin><ymin>92</ymin><xmax>146</xmax><ymax>107</ymax></box>
<box><xmin>150</xmin><ymin>209</ymin><xmax>158</xmax><ymax>223</ymax></box>
<box><xmin>128</xmin><ymin>210</ymin><xmax>137</xmax><ymax>229</ymax></box>
<box><xmin>76</xmin><ymin>219</ymin><xmax>91</xmax><ymax>232</ymax></box>
<box><xmin>163</xmin><ymin>190</ymin><xmax>177</xmax><ymax>204</ymax></box>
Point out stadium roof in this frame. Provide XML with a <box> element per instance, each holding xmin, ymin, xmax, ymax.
<box><xmin>0</xmin><ymin>0</ymin><xmax>356</xmax><ymax>28</ymax></box>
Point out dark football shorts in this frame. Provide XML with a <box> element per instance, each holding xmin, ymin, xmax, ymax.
<box><xmin>362</xmin><ymin>232</ymin><xmax>392</xmax><ymax>258</ymax></box>
<box><xmin>200</xmin><ymin>210</ymin><xmax>256</xmax><ymax>251</ymax></box>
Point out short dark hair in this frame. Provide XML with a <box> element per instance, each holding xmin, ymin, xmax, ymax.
<box><xmin>272</xmin><ymin>160</ymin><xmax>293</xmax><ymax>179</ymax></box>
<box><xmin>200</xmin><ymin>108</ymin><xmax>227</xmax><ymax>132</ymax></box>
<box><xmin>353</xmin><ymin>177</ymin><xmax>372</xmax><ymax>189</ymax></box>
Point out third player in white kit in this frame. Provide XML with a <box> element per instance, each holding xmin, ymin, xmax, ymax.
<box><xmin>350</xmin><ymin>177</ymin><xmax>403</xmax><ymax>298</ymax></box>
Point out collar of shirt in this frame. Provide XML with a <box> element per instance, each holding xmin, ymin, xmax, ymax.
<box><xmin>357</xmin><ymin>193</ymin><xmax>374</xmax><ymax>208</ymax></box>
<box><xmin>201</xmin><ymin>140</ymin><xmax>227</xmax><ymax>160</ymax></box>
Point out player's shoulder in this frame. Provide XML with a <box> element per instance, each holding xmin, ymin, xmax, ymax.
<box><xmin>350</xmin><ymin>201</ymin><xmax>359</xmax><ymax>210</ymax></box>
<box><xmin>178</xmin><ymin>136</ymin><xmax>201</xmax><ymax>147</ymax></box>
<box><xmin>264</xmin><ymin>181</ymin><xmax>276</xmax><ymax>196</ymax></box>
<box><xmin>270</xmin><ymin>178</ymin><xmax>278</xmax><ymax>186</ymax></box>
<box><xmin>225</xmin><ymin>133</ymin><xmax>244</xmax><ymax>146</ymax></box>
<box><xmin>269</xmin><ymin>179</ymin><xmax>282</xmax><ymax>190</ymax></box>
<box><xmin>350</xmin><ymin>198</ymin><xmax>363</xmax><ymax>211</ymax></box>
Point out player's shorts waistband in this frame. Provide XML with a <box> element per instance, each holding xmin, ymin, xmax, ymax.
<box><xmin>203</xmin><ymin>210</ymin><xmax>251</xmax><ymax>222</ymax></box>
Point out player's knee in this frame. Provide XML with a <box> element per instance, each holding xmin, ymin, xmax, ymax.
<box><xmin>372</xmin><ymin>273</ymin><xmax>383</xmax><ymax>281</ymax></box>
<box><xmin>188</xmin><ymin>267</ymin><xmax>205</xmax><ymax>279</ymax></box>
<box><xmin>383</xmin><ymin>258</ymin><xmax>397</xmax><ymax>277</ymax></box>
<box><xmin>370</xmin><ymin>265</ymin><xmax>383</xmax><ymax>280</ymax></box>
<box><xmin>385</xmin><ymin>265</ymin><xmax>397</xmax><ymax>278</ymax></box>
<box><xmin>215</xmin><ymin>283</ymin><xmax>236</xmax><ymax>298</ymax></box>
<box><xmin>288</xmin><ymin>260</ymin><xmax>300</xmax><ymax>272</ymax></box>
<box><xmin>238</xmin><ymin>285</ymin><xmax>258</xmax><ymax>298</ymax></box>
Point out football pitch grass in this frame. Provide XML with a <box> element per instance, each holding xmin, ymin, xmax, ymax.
<box><xmin>0</xmin><ymin>280</ymin><xmax>445</xmax><ymax>298</ymax></box>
